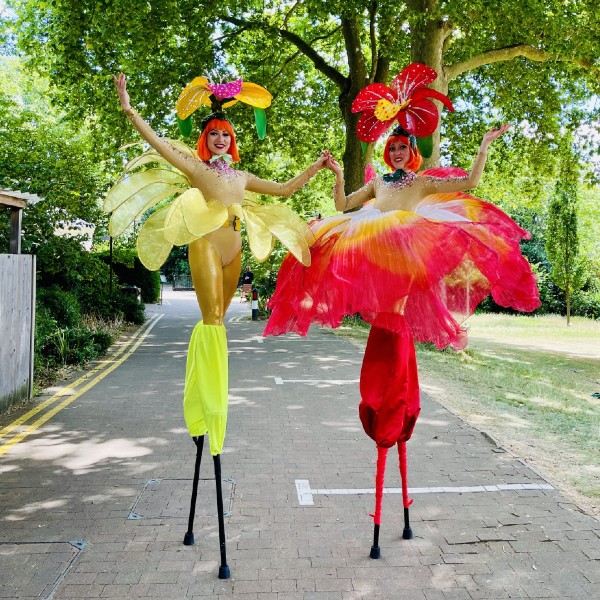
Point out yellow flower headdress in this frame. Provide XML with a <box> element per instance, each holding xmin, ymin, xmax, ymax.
<box><xmin>175</xmin><ymin>75</ymin><xmax>272</xmax><ymax>139</ymax></box>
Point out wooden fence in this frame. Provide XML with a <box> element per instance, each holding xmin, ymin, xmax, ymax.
<box><xmin>0</xmin><ymin>254</ymin><xmax>36</xmax><ymax>412</ymax></box>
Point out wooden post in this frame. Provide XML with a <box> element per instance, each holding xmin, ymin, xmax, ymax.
<box><xmin>9</xmin><ymin>207</ymin><xmax>22</xmax><ymax>254</ymax></box>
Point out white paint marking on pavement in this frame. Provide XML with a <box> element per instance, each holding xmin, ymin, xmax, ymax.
<box><xmin>296</xmin><ymin>480</ymin><xmax>315</xmax><ymax>506</ymax></box>
<box><xmin>228</xmin><ymin>315</ymin><xmax>251</xmax><ymax>323</ymax></box>
<box><xmin>295</xmin><ymin>480</ymin><xmax>554</xmax><ymax>506</ymax></box>
<box><xmin>274</xmin><ymin>377</ymin><xmax>360</xmax><ymax>385</ymax></box>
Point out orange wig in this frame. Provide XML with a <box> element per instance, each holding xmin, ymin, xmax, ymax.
<box><xmin>383</xmin><ymin>135</ymin><xmax>422</xmax><ymax>172</ymax></box>
<box><xmin>196</xmin><ymin>119</ymin><xmax>240</xmax><ymax>163</ymax></box>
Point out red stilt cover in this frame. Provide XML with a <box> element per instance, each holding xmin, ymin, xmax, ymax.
<box><xmin>371</xmin><ymin>446</ymin><xmax>389</xmax><ymax>525</ymax></box>
<box><xmin>398</xmin><ymin>442</ymin><xmax>413</xmax><ymax>509</ymax></box>
<box><xmin>359</xmin><ymin>321</ymin><xmax>421</xmax><ymax>448</ymax></box>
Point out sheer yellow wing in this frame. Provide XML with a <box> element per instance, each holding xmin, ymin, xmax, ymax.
<box><xmin>242</xmin><ymin>194</ymin><xmax>314</xmax><ymax>266</ymax></box>
<box><xmin>164</xmin><ymin>188</ymin><xmax>228</xmax><ymax>245</ymax></box>
<box><xmin>136</xmin><ymin>207</ymin><xmax>173</xmax><ymax>271</ymax></box>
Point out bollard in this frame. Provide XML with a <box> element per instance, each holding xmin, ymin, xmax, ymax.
<box><xmin>251</xmin><ymin>288</ymin><xmax>258</xmax><ymax>321</ymax></box>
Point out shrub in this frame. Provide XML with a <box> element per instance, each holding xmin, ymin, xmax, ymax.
<box><xmin>112</xmin><ymin>293</ymin><xmax>145</xmax><ymax>325</ymax></box>
<box><xmin>529</xmin><ymin>265</ymin><xmax>565</xmax><ymax>315</ymax></box>
<box><xmin>135</xmin><ymin>264</ymin><xmax>161</xmax><ymax>303</ymax></box>
<box><xmin>571</xmin><ymin>290</ymin><xmax>600</xmax><ymax>320</ymax></box>
<box><xmin>37</xmin><ymin>286</ymin><xmax>81</xmax><ymax>327</ymax></box>
<box><xmin>34</xmin><ymin>304</ymin><xmax>57</xmax><ymax>349</ymax></box>
<box><xmin>91</xmin><ymin>330</ymin><xmax>114</xmax><ymax>353</ymax></box>
<box><xmin>104</xmin><ymin>249</ymin><xmax>160</xmax><ymax>303</ymax></box>
<box><xmin>62</xmin><ymin>327</ymin><xmax>99</xmax><ymax>365</ymax></box>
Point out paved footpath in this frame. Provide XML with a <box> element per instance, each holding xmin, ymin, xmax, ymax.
<box><xmin>1</xmin><ymin>287</ymin><xmax>599</xmax><ymax>600</ymax></box>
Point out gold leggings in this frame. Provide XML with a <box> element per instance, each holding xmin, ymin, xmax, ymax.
<box><xmin>188</xmin><ymin>237</ymin><xmax>242</xmax><ymax>325</ymax></box>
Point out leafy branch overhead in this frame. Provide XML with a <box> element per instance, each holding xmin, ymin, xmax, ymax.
<box><xmin>9</xmin><ymin>0</ymin><xmax>600</xmax><ymax>191</ymax></box>
<box><xmin>219</xmin><ymin>1</ymin><xmax>599</xmax><ymax>186</ymax></box>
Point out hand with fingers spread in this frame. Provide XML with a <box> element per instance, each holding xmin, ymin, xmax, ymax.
<box><xmin>112</xmin><ymin>73</ymin><xmax>131</xmax><ymax>112</ymax></box>
<box><xmin>481</xmin><ymin>123</ymin><xmax>511</xmax><ymax>148</ymax></box>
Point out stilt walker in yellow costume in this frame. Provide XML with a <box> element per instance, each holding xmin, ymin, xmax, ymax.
<box><xmin>108</xmin><ymin>73</ymin><xmax>327</xmax><ymax>579</ymax></box>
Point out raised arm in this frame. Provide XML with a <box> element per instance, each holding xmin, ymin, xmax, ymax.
<box><xmin>326</xmin><ymin>156</ymin><xmax>375</xmax><ymax>212</ymax></box>
<box><xmin>245</xmin><ymin>152</ymin><xmax>329</xmax><ymax>197</ymax></box>
<box><xmin>422</xmin><ymin>124</ymin><xmax>511</xmax><ymax>194</ymax></box>
<box><xmin>113</xmin><ymin>73</ymin><xmax>199</xmax><ymax>178</ymax></box>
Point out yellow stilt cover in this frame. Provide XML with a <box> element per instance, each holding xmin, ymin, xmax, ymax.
<box><xmin>183</xmin><ymin>321</ymin><xmax>228</xmax><ymax>455</ymax></box>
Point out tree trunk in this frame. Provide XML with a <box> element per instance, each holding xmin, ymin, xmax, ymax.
<box><xmin>339</xmin><ymin>92</ymin><xmax>367</xmax><ymax>194</ymax></box>
<box><xmin>409</xmin><ymin>1</ymin><xmax>450</xmax><ymax>168</ymax></box>
<box><xmin>565</xmin><ymin>276</ymin><xmax>571</xmax><ymax>325</ymax></box>
<box><xmin>338</xmin><ymin>6</ymin><xmax>454</xmax><ymax>191</ymax></box>
<box><xmin>339</xmin><ymin>17</ymin><xmax>369</xmax><ymax>194</ymax></box>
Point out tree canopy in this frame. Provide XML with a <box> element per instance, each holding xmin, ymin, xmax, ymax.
<box><xmin>0</xmin><ymin>55</ymin><xmax>110</xmax><ymax>246</ymax></box>
<box><xmin>2</xmin><ymin>0</ymin><xmax>600</xmax><ymax>320</ymax></box>
<box><xmin>7</xmin><ymin>0</ymin><xmax>600</xmax><ymax>192</ymax></box>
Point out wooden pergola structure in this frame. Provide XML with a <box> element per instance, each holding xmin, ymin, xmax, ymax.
<box><xmin>0</xmin><ymin>189</ymin><xmax>42</xmax><ymax>253</ymax></box>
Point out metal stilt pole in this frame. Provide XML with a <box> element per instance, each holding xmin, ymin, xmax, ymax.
<box><xmin>183</xmin><ymin>436</ymin><xmax>204</xmax><ymax>546</ymax></box>
<box><xmin>370</xmin><ymin>524</ymin><xmax>381</xmax><ymax>559</ymax></box>
<box><xmin>369</xmin><ymin>446</ymin><xmax>389</xmax><ymax>559</ymax></box>
<box><xmin>213</xmin><ymin>454</ymin><xmax>230</xmax><ymax>579</ymax></box>
<box><xmin>398</xmin><ymin>442</ymin><xmax>413</xmax><ymax>539</ymax></box>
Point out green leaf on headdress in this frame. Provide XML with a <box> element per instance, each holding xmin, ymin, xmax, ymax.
<box><xmin>176</xmin><ymin>115</ymin><xmax>193</xmax><ymax>138</ymax></box>
<box><xmin>416</xmin><ymin>135</ymin><xmax>433</xmax><ymax>158</ymax></box>
<box><xmin>253</xmin><ymin>107</ymin><xmax>267</xmax><ymax>140</ymax></box>
<box><xmin>360</xmin><ymin>141</ymin><xmax>369</xmax><ymax>155</ymax></box>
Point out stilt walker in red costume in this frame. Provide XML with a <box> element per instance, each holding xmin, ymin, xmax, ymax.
<box><xmin>107</xmin><ymin>73</ymin><xmax>328</xmax><ymax>578</ymax></box>
<box><xmin>264</xmin><ymin>63</ymin><xmax>541</xmax><ymax>558</ymax></box>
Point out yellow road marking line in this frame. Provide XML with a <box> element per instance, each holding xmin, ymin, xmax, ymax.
<box><xmin>0</xmin><ymin>314</ymin><xmax>163</xmax><ymax>458</ymax></box>
<box><xmin>0</xmin><ymin>315</ymin><xmax>160</xmax><ymax>441</ymax></box>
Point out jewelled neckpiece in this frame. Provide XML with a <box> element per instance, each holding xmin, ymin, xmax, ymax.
<box><xmin>381</xmin><ymin>169</ymin><xmax>417</xmax><ymax>189</ymax></box>
<box><xmin>207</xmin><ymin>156</ymin><xmax>239</xmax><ymax>180</ymax></box>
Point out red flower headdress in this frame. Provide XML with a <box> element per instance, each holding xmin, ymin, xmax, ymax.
<box><xmin>351</xmin><ymin>63</ymin><xmax>454</xmax><ymax>154</ymax></box>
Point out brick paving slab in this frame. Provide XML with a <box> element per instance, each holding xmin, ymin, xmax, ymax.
<box><xmin>1</xmin><ymin>287</ymin><xmax>599</xmax><ymax>599</ymax></box>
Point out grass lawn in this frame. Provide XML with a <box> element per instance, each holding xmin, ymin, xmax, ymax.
<box><xmin>336</xmin><ymin>313</ymin><xmax>600</xmax><ymax>516</ymax></box>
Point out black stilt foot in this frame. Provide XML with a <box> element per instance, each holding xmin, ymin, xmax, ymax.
<box><xmin>218</xmin><ymin>565</ymin><xmax>231</xmax><ymax>579</ymax></box>
<box><xmin>214</xmin><ymin>454</ymin><xmax>231</xmax><ymax>579</ymax></box>
<box><xmin>402</xmin><ymin>507</ymin><xmax>413</xmax><ymax>539</ymax></box>
<box><xmin>369</xmin><ymin>523</ymin><xmax>381</xmax><ymax>559</ymax></box>
<box><xmin>184</xmin><ymin>436</ymin><xmax>204</xmax><ymax>546</ymax></box>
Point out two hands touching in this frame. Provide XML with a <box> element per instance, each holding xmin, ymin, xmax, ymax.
<box><xmin>313</xmin><ymin>150</ymin><xmax>342</xmax><ymax>178</ymax></box>
<box><xmin>313</xmin><ymin>150</ymin><xmax>343</xmax><ymax>181</ymax></box>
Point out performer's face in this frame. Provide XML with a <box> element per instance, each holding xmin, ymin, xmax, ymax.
<box><xmin>387</xmin><ymin>141</ymin><xmax>411</xmax><ymax>169</ymax></box>
<box><xmin>207</xmin><ymin>128</ymin><xmax>232</xmax><ymax>155</ymax></box>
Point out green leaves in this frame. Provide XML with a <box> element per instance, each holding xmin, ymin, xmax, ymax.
<box><xmin>416</xmin><ymin>135</ymin><xmax>433</xmax><ymax>159</ymax></box>
<box><xmin>9</xmin><ymin>0</ymin><xmax>600</xmax><ymax>190</ymax></box>
<box><xmin>176</xmin><ymin>115</ymin><xmax>193</xmax><ymax>138</ymax></box>
<box><xmin>253</xmin><ymin>107</ymin><xmax>267</xmax><ymax>140</ymax></box>
<box><xmin>0</xmin><ymin>56</ymin><xmax>112</xmax><ymax>240</ymax></box>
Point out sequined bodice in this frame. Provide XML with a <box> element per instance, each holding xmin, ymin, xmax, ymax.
<box><xmin>373</xmin><ymin>172</ymin><xmax>468</xmax><ymax>213</ymax></box>
<box><xmin>186</xmin><ymin>159</ymin><xmax>247</xmax><ymax>207</ymax></box>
